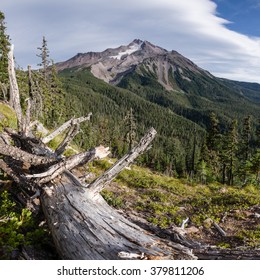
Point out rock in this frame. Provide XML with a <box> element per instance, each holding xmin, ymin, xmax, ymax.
<box><xmin>203</xmin><ymin>218</ymin><xmax>213</xmax><ymax>228</ymax></box>
<box><xmin>186</xmin><ymin>226</ymin><xmax>200</xmax><ymax>234</ymax></box>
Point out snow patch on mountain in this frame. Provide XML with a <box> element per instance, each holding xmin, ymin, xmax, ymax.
<box><xmin>110</xmin><ymin>42</ymin><xmax>142</xmax><ymax>60</ymax></box>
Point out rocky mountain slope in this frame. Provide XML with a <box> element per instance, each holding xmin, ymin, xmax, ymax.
<box><xmin>56</xmin><ymin>39</ymin><xmax>212</xmax><ymax>88</ymax></box>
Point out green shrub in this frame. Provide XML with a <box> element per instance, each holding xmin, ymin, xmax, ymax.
<box><xmin>0</xmin><ymin>191</ymin><xmax>49</xmax><ymax>259</ymax></box>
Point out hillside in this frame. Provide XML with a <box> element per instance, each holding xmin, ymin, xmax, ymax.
<box><xmin>92</xmin><ymin>159</ymin><xmax>260</xmax><ymax>251</ymax></box>
<box><xmin>59</xmin><ymin>68</ymin><xmax>206</xmax><ymax>175</ymax></box>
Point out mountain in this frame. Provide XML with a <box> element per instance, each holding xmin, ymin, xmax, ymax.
<box><xmin>56</xmin><ymin>39</ymin><xmax>212</xmax><ymax>88</ymax></box>
<box><xmin>57</xmin><ymin>39</ymin><xmax>260</xmax><ymax>129</ymax></box>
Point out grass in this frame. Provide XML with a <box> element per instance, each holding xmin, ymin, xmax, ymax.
<box><xmin>93</xmin><ymin>159</ymin><xmax>260</xmax><ymax>245</ymax></box>
<box><xmin>0</xmin><ymin>102</ymin><xmax>17</xmax><ymax>131</ymax></box>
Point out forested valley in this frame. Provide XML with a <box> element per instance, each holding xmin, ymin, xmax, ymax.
<box><xmin>0</xmin><ymin>11</ymin><xmax>259</xmax><ymax>259</ymax></box>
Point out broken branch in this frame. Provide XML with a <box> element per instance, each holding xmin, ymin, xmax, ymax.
<box><xmin>0</xmin><ymin>141</ymin><xmax>56</xmax><ymax>165</ymax></box>
<box><xmin>42</xmin><ymin>113</ymin><xmax>92</xmax><ymax>144</ymax></box>
<box><xmin>55</xmin><ymin>123</ymin><xmax>80</xmax><ymax>156</ymax></box>
<box><xmin>26</xmin><ymin>145</ymin><xmax>110</xmax><ymax>184</ymax></box>
<box><xmin>87</xmin><ymin>127</ymin><xmax>157</xmax><ymax>194</ymax></box>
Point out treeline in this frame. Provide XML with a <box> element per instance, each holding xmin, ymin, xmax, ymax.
<box><xmin>200</xmin><ymin>113</ymin><xmax>259</xmax><ymax>185</ymax></box>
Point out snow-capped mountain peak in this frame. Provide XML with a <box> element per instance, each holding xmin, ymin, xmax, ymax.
<box><xmin>56</xmin><ymin>39</ymin><xmax>208</xmax><ymax>87</ymax></box>
<box><xmin>110</xmin><ymin>40</ymin><xmax>143</xmax><ymax>60</ymax></box>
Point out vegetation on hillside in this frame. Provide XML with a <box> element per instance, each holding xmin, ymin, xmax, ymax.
<box><xmin>93</xmin><ymin>159</ymin><xmax>260</xmax><ymax>249</ymax></box>
<box><xmin>59</xmin><ymin>68</ymin><xmax>259</xmax><ymax>186</ymax></box>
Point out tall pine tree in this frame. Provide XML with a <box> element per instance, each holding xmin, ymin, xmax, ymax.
<box><xmin>239</xmin><ymin>115</ymin><xmax>252</xmax><ymax>183</ymax></box>
<box><xmin>0</xmin><ymin>11</ymin><xmax>10</xmax><ymax>100</ymax></box>
<box><xmin>36</xmin><ymin>37</ymin><xmax>65</xmax><ymax>127</ymax></box>
<box><xmin>37</xmin><ymin>36</ymin><xmax>50</xmax><ymax>82</ymax></box>
<box><xmin>226</xmin><ymin>119</ymin><xmax>238</xmax><ymax>185</ymax></box>
<box><xmin>124</xmin><ymin>108</ymin><xmax>137</xmax><ymax>151</ymax></box>
<box><xmin>205</xmin><ymin>112</ymin><xmax>221</xmax><ymax>180</ymax></box>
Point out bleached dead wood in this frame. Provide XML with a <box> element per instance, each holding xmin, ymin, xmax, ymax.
<box><xmin>41</xmin><ymin>113</ymin><xmax>92</xmax><ymax>144</ymax></box>
<box><xmin>181</xmin><ymin>217</ymin><xmax>189</xmax><ymax>230</ymax></box>
<box><xmin>8</xmin><ymin>45</ymin><xmax>23</xmax><ymax>132</ymax></box>
<box><xmin>41</xmin><ymin>172</ymin><xmax>196</xmax><ymax>260</ymax></box>
<box><xmin>0</xmin><ymin>141</ymin><xmax>56</xmax><ymax>166</ymax></box>
<box><xmin>26</xmin><ymin>146</ymin><xmax>110</xmax><ymax>184</ymax></box>
<box><xmin>24</xmin><ymin>98</ymin><xmax>32</xmax><ymax>136</ymax></box>
<box><xmin>55</xmin><ymin>123</ymin><xmax>80</xmax><ymax>156</ymax></box>
<box><xmin>87</xmin><ymin>127</ymin><xmax>157</xmax><ymax>194</ymax></box>
<box><xmin>212</xmin><ymin>220</ymin><xmax>227</xmax><ymax>237</ymax></box>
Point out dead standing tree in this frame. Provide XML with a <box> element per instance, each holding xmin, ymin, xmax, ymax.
<box><xmin>0</xmin><ymin>46</ymin><xmax>197</xmax><ymax>260</ymax></box>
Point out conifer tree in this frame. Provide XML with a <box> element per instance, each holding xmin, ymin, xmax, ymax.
<box><xmin>250</xmin><ymin>149</ymin><xmax>260</xmax><ymax>184</ymax></box>
<box><xmin>124</xmin><ymin>108</ymin><xmax>137</xmax><ymax>150</ymax></box>
<box><xmin>241</xmin><ymin>116</ymin><xmax>252</xmax><ymax>161</ymax></box>
<box><xmin>207</xmin><ymin>112</ymin><xmax>220</xmax><ymax>150</ymax></box>
<box><xmin>0</xmin><ymin>11</ymin><xmax>10</xmax><ymax>100</ymax></box>
<box><xmin>37</xmin><ymin>36</ymin><xmax>50</xmax><ymax>82</ymax></box>
<box><xmin>36</xmin><ymin>37</ymin><xmax>65</xmax><ymax>127</ymax></box>
<box><xmin>239</xmin><ymin>115</ymin><xmax>252</xmax><ymax>183</ymax></box>
<box><xmin>254</xmin><ymin>118</ymin><xmax>260</xmax><ymax>148</ymax></box>
<box><xmin>206</xmin><ymin>112</ymin><xmax>221</xmax><ymax>179</ymax></box>
<box><xmin>226</xmin><ymin>119</ymin><xmax>238</xmax><ymax>185</ymax></box>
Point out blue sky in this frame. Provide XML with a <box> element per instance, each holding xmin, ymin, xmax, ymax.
<box><xmin>215</xmin><ymin>0</ymin><xmax>260</xmax><ymax>36</ymax></box>
<box><xmin>1</xmin><ymin>0</ymin><xmax>260</xmax><ymax>83</ymax></box>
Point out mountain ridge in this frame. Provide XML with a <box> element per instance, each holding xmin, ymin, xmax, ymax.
<box><xmin>56</xmin><ymin>39</ymin><xmax>212</xmax><ymax>87</ymax></box>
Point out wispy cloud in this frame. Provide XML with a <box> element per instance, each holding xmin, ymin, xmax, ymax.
<box><xmin>2</xmin><ymin>0</ymin><xmax>260</xmax><ymax>82</ymax></box>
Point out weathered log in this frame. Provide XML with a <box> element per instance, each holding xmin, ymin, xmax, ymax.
<box><xmin>41</xmin><ymin>173</ymin><xmax>196</xmax><ymax>260</ymax></box>
<box><xmin>194</xmin><ymin>247</ymin><xmax>260</xmax><ymax>260</ymax></box>
<box><xmin>38</xmin><ymin>128</ymin><xmax>196</xmax><ymax>260</ymax></box>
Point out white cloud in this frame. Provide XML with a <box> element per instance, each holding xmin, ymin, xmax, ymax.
<box><xmin>1</xmin><ymin>0</ymin><xmax>260</xmax><ymax>82</ymax></box>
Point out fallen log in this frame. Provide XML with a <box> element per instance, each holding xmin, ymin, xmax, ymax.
<box><xmin>1</xmin><ymin>125</ymin><xmax>197</xmax><ymax>259</ymax></box>
<box><xmin>39</xmin><ymin>128</ymin><xmax>196</xmax><ymax>259</ymax></box>
<box><xmin>41</xmin><ymin>172</ymin><xmax>196</xmax><ymax>260</ymax></box>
